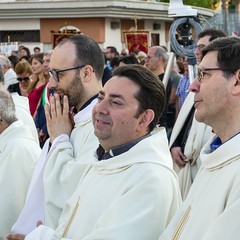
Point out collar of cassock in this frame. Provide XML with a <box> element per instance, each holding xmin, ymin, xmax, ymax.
<box><xmin>72</xmin><ymin>94</ymin><xmax>98</xmax><ymax>114</ymax></box>
<box><xmin>210</xmin><ymin>131</ymin><xmax>240</xmax><ymax>152</ymax></box>
<box><xmin>97</xmin><ymin>134</ymin><xmax>150</xmax><ymax>161</ymax></box>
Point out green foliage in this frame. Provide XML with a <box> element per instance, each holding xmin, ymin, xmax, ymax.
<box><xmin>184</xmin><ymin>0</ymin><xmax>211</xmax><ymax>8</ymax></box>
<box><xmin>160</xmin><ymin>0</ymin><xmax>221</xmax><ymax>9</ymax></box>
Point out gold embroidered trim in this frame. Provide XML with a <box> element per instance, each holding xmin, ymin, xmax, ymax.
<box><xmin>171</xmin><ymin>206</ymin><xmax>191</xmax><ymax>240</ymax></box>
<box><xmin>61</xmin><ymin>196</ymin><xmax>80</xmax><ymax>238</ymax></box>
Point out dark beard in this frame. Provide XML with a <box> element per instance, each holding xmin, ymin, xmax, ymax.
<box><xmin>66</xmin><ymin>74</ymin><xmax>85</xmax><ymax>109</ymax></box>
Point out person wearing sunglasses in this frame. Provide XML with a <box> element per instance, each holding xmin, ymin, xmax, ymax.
<box><xmin>8</xmin><ymin>61</ymin><xmax>32</xmax><ymax>97</ymax></box>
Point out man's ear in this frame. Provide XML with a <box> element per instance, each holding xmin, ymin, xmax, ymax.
<box><xmin>237</xmin><ymin>70</ymin><xmax>240</xmax><ymax>85</ymax></box>
<box><xmin>232</xmin><ymin>70</ymin><xmax>240</xmax><ymax>96</ymax></box>
<box><xmin>82</xmin><ymin>65</ymin><xmax>94</xmax><ymax>83</ymax></box>
<box><xmin>138</xmin><ymin>109</ymin><xmax>155</xmax><ymax>128</ymax></box>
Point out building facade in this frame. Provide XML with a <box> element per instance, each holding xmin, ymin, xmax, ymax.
<box><xmin>0</xmin><ymin>0</ymin><xmax>214</xmax><ymax>53</ymax></box>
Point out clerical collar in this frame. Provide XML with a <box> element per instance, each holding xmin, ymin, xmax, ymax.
<box><xmin>210</xmin><ymin>132</ymin><xmax>240</xmax><ymax>152</ymax></box>
<box><xmin>210</xmin><ymin>137</ymin><xmax>222</xmax><ymax>152</ymax></box>
<box><xmin>97</xmin><ymin>134</ymin><xmax>150</xmax><ymax>161</ymax></box>
<box><xmin>72</xmin><ymin>94</ymin><xmax>98</xmax><ymax>114</ymax></box>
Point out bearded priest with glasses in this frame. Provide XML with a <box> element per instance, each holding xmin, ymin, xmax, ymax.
<box><xmin>10</xmin><ymin>34</ymin><xmax>104</xmax><ymax>237</ymax></box>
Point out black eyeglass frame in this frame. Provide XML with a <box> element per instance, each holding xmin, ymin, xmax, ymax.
<box><xmin>17</xmin><ymin>77</ymin><xmax>30</xmax><ymax>82</ymax></box>
<box><xmin>49</xmin><ymin>65</ymin><xmax>86</xmax><ymax>82</ymax></box>
<box><xmin>197</xmin><ymin>68</ymin><xmax>235</xmax><ymax>82</ymax></box>
<box><xmin>145</xmin><ymin>55</ymin><xmax>157</xmax><ymax>60</ymax></box>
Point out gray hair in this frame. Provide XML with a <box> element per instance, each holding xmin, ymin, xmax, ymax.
<box><xmin>0</xmin><ymin>85</ymin><xmax>17</xmax><ymax>125</ymax></box>
<box><xmin>151</xmin><ymin>46</ymin><xmax>168</xmax><ymax>64</ymax></box>
<box><xmin>0</xmin><ymin>55</ymin><xmax>11</xmax><ymax>69</ymax></box>
<box><xmin>44</xmin><ymin>50</ymin><xmax>53</xmax><ymax>56</ymax></box>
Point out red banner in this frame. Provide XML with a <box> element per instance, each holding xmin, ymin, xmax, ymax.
<box><xmin>123</xmin><ymin>31</ymin><xmax>149</xmax><ymax>54</ymax></box>
<box><xmin>52</xmin><ymin>33</ymin><xmax>76</xmax><ymax>48</ymax></box>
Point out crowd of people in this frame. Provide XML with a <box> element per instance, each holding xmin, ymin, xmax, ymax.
<box><xmin>0</xmin><ymin>29</ymin><xmax>240</xmax><ymax>240</ymax></box>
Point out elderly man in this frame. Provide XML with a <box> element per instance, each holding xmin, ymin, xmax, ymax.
<box><xmin>0</xmin><ymin>54</ymin><xmax>18</xmax><ymax>89</ymax></box>
<box><xmin>16</xmin><ymin>64</ymin><xmax>181</xmax><ymax>240</ymax></box>
<box><xmin>0</xmin><ymin>85</ymin><xmax>40</xmax><ymax>240</ymax></box>
<box><xmin>159</xmin><ymin>37</ymin><xmax>240</xmax><ymax>240</ymax></box>
<box><xmin>145</xmin><ymin>46</ymin><xmax>172</xmax><ymax>129</ymax></box>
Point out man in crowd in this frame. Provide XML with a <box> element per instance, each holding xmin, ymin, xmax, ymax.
<box><xmin>105</xmin><ymin>46</ymin><xmax>119</xmax><ymax>71</ymax></box>
<box><xmin>0</xmin><ymin>55</ymin><xmax>18</xmax><ymax>89</ymax></box>
<box><xmin>10</xmin><ymin>35</ymin><xmax>104</xmax><ymax>234</ymax></box>
<box><xmin>145</xmin><ymin>46</ymin><xmax>172</xmax><ymax>129</ymax></box>
<box><xmin>160</xmin><ymin>36</ymin><xmax>240</xmax><ymax>239</ymax></box>
<box><xmin>11</xmin><ymin>64</ymin><xmax>181</xmax><ymax>240</ymax></box>
<box><xmin>0</xmin><ymin>84</ymin><xmax>40</xmax><ymax>239</ymax></box>
<box><xmin>170</xmin><ymin>29</ymin><xmax>226</xmax><ymax>199</ymax></box>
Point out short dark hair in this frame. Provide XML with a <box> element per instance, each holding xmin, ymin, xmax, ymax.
<box><xmin>112</xmin><ymin>64</ymin><xmax>166</xmax><ymax>132</ymax></box>
<box><xmin>106</xmin><ymin>46</ymin><xmax>117</xmax><ymax>54</ymax></box>
<box><xmin>202</xmin><ymin>37</ymin><xmax>240</xmax><ymax>78</ymax></box>
<box><xmin>60</xmin><ymin>35</ymin><xmax>104</xmax><ymax>81</ymax></box>
<box><xmin>197</xmin><ymin>29</ymin><xmax>226</xmax><ymax>42</ymax></box>
<box><xmin>34</xmin><ymin>47</ymin><xmax>41</xmax><ymax>51</ymax></box>
<box><xmin>119</xmin><ymin>55</ymin><xmax>139</xmax><ymax>65</ymax></box>
<box><xmin>8</xmin><ymin>55</ymin><xmax>19</xmax><ymax>69</ymax></box>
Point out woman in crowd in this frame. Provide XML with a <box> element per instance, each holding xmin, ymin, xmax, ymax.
<box><xmin>27</xmin><ymin>53</ymin><xmax>48</xmax><ymax>118</ymax></box>
<box><xmin>8</xmin><ymin>61</ymin><xmax>32</xmax><ymax>97</ymax></box>
<box><xmin>19</xmin><ymin>46</ymin><xmax>31</xmax><ymax>62</ymax></box>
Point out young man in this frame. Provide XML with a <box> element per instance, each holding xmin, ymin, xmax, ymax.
<box><xmin>160</xmin><ymin>36</ymin><xmax>240</xmax><ymax>239</ymax></box>
<box><xmin>170</xmin><ymin>29</ymin><xmax>226</xmax><ymax>199</ymax></box>
<box><xmin>10</xmin><ymin>35</ymin><xmax>104</xmax><ymax>234</ymax></box>
<box><xmin>20</xmin><ymin>65</ymin><xmax>181</xmax><ymax>240</ymax></box>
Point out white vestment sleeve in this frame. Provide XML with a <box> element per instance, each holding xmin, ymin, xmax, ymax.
<box><xmin>25</xmin><ymin>225</ymin><xmax>59</xmax><ymax>240</ymax></box>
<box><xmin>11</xmin><ymin>135</ymin><xmax>70</xmax><ymax>234</ymax></box>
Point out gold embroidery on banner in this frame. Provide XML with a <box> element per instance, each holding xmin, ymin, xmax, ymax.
<box><xmin>62</xmin><ymin>196</ymin><xmax>80</xmax><ymax>238</ymax></box>
<box><xmin>171</xmin><ymin>206</ymin><xmax>192</xmax><ymax>240</ymax></box>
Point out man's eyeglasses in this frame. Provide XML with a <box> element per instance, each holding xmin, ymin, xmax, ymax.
<box><xmin>195</xmin><ymin>44</ymin><xmax>206</xmax><ymax>51</ymax></box>
<box><xmin>145</xmin><ymin>55</ymin><xmax>156</xmax><ymax>60</ymax></box>
<box><xmin>17</xmin><ymin>77</ymin><xmax>30</xmax><ymax>82</ymax></box>
<box><xmin>49</xmin><ymin>65</ymin><xmax>86</xmax><ymax>82</ymax></box>
<box><xmin>197</xmin><ymin>68</ymin><xmax>234</xmax><ymax>82</ymax></box>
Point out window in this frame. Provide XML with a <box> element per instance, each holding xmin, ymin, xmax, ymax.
<box><xmin>0</xmin><ymin>30</ymin><xmax>40</xmax><ymax>42</ymax></box>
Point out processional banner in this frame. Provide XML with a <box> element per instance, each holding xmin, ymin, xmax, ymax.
<box><xmin>123</xmin><ymin>30</ymin><xmax>149</xmax><ymax>54</ymax></box>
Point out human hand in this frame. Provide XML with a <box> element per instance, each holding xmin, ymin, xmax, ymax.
<box><xmin>171</xmin><ymin>147</ymin><xmax>187</xmax><ymax>168</ymax></box>
<box><xmin>45</xmin><ymin>94</ymin><xmax>74</xmax><ymax>143</ymax></box>
<box><xmin>39</xmin><ymin>130</ymin><xmax>47</xmax><ymax>143</ymax></box>
<box><xmin>7</xmin><ymin>220</ymin><xmax>44</xmax><ymax>240</ymax></box>
<box><xmin>6</xmin><ymin>233</ymin><xmax>25</xmax><ymax>240</ymax></box>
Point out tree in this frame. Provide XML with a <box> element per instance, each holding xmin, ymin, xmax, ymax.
<box><xmin>161</xmin><ymin>0</ymin><xmax>221</xmax><ymax>10</ymax></box>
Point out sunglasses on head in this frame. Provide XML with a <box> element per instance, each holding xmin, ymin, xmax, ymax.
<box><xmin>17</xmin><ymin>77</ymin><xmax>30</xmax><ymax>82</ymax></box>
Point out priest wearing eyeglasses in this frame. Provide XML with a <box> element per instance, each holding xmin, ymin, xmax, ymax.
<box><xmin>160</xmin><ymin>36</ymin><xmax>240</xmax><ymax>240</ymax></box>
<box><xmin>10</xmin><ymin>34</ymin><xmax>104</xmax><ymax>235</ymax></box>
